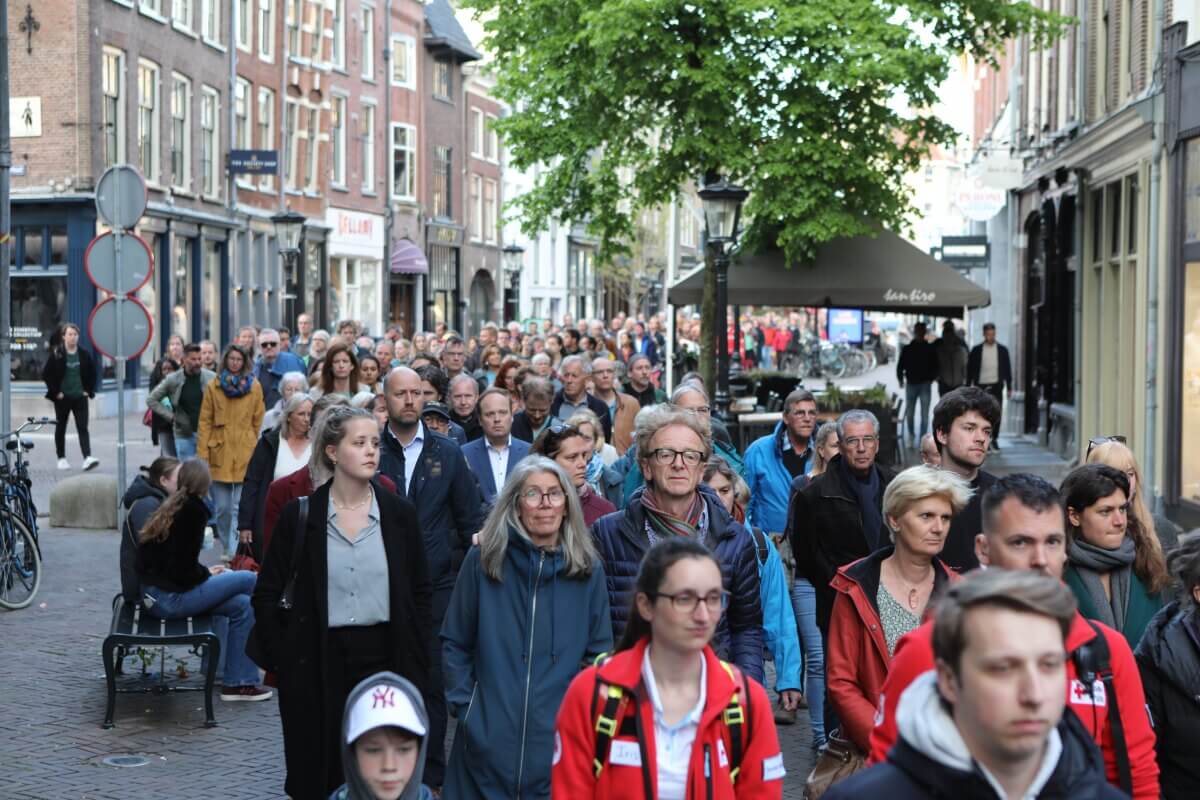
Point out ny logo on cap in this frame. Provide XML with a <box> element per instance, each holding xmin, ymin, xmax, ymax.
<box><xmin>372</xmin><ymin>688</ymin><xmax>396</xmax><ymax>709</ymax></box>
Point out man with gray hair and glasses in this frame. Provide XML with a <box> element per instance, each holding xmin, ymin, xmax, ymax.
<box><xmin>254</xmin><ymin>327</ymin><xmax>307</xmax><ymax>411</ymax></box>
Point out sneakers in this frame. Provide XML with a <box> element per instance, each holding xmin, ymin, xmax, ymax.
<box><xmin>82</xmin><ymin>456</ymin><xmax>100</xmax><ymax>471</ymax></box>
<box><xmin>220</xmin><ymin>685</ymin><xmax>273</xmax><ymax>702</ymax></box>
<box><xmin>56</xmin><ymin>458</ymin><xmax>71</xmax><ymax>470</ymax></box>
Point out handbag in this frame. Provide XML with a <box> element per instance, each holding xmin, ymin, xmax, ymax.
<box><xmin>229</xmin><ymin>542</ymin><xmax>260</xmax><ymax>573</ymax></box>
<box><xmin>142</xmin><ymin>407</ymin><xmax>154</xmax><ymax>427</ymax></box>
<box><xmin>246</xmin><ymin>497</ymin><xmax>309</xmax><ymax>672</ymax></box>
<box><xmin>804</xmin><ymin>729</ymin><xmax>867</xmax><ymax>799</ymax></box>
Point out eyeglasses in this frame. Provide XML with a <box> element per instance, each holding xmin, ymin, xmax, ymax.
<box><xmin>682</xmin><ymin>405</ymin><xmax>711</xmax><ymax>415</ymax></box>
<box><xmin>260</xmin><ymin>341</ymin><xmax>279</xmax><ymax>348</ymax></box>
<box><xmin>650</xmin><ymin>448</ymin><xmax>706</xmax><ymax>467</ymax></box>
<box><xmin>842</xmin><ymin>435</ymin><xmax>879</xmax><ymax>449</ymax></box>
<box><xmin>520</xmin><ymin>488</ymin><xmax>567</xmax><ymax>508</ymax></box>
<box><xmin>1086</xmin><ymin>435</ymin><xmax>1127</xmax><ymax>458</ymax></box>
<box><xmin>655</xmin><ymin>590</ymin><xmax>729</xmax><ymax>613</ymax></box>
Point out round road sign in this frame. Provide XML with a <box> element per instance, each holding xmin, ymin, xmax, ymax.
<box><xmin>84</xmin><ymin>231</ymin><xmax>154</xmax><ymax>295</ymax></box>
<box><xmin>88</xmin><ymin>296</ymin><xmax>154</xmax><ymax>360</ymax></box>
<box><xmin>95</xmin><ymin>166</ymin><xmax>148</xmax><ymax>230</ymax></box>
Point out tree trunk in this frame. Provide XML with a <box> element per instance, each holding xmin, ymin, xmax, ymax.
<box><xmin>700</xmin><ymin>246</ymin><xmax>717</xmax><ymax>400</ymax></box>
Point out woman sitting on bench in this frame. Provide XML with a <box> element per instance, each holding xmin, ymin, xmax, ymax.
<box><xmin>136</xmin><ymin>459</ymin><xmax>272</xmax><ymax>703</ymax></box>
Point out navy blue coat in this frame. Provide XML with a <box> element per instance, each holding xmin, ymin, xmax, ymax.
<box><xmin>590</xmin><ymin>485</ymin><xmax>765</xmax><ymax>683</ymax></box>
<box><xmin>441</xmin><ymin>534</ymin><xmax>612</xmax><ymax>799</ymax></box>
<box><xmin>378</xmin><ymin>424</ymin><xmax>487</xmax><ymax>617</ymax></box>
<box><xmin>461</xmin><ymin>437</ymin><xmax>531</xmax><ymax>505</ymax></box>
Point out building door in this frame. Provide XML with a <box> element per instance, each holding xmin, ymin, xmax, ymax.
<box><xmin>469</xmin><ymin>270</ymin><xmax>495</xmax><ymax>334</ymax></box>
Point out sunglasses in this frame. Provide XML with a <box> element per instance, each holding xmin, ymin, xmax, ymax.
<box><xmin>1086</xmin><ymin>435</ymin><xmax>1127</xmax><ymax>458</ymax></box>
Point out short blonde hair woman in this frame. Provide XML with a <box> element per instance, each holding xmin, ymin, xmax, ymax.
<box><xmin>565</xmin><ymin>408</ymin><xmax>619</xmax><ymax>467</ymax></box>
<box><xmin>826</xmin><ymin>465</ymin><xmax>972</xmax><ymax>751</ymax></box>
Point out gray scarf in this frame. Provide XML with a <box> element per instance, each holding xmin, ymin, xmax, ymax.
<box><xmin>1068</xmin><ymin>536</ymin><xmax>1137</xmax><ymax>632</ymax></box>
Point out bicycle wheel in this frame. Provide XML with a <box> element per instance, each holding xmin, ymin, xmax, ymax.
<box><xmin>0</xmin><ymin>511</ymin><xmax>41</xmax><ymax>610</ymax></box>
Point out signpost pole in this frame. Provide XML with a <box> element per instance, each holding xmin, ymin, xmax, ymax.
<box><xmin>0</xmin><ymin>0</ymin><xmax>12</xmax><ymax>436</ymax></box>
<box><xmin>113</xmin><ymin>227</ymin><xmax>127</xmax><ymax>544</ymax></box>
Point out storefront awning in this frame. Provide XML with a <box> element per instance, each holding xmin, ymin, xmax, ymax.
<box><xmin>390</xmin><ymin>239</ymin><xmax>428</xmax><ymax>275</ymax></box>
<box><xmin>667</xmin><ymin>226</ymin><xmax>990</xmax><ymax>316</ymax></box>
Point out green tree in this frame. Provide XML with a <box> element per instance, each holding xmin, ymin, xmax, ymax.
<box><xmin>466</xmin><ymin>0</ymin><xmax>1065</xmax><ymax>392</ymax></box>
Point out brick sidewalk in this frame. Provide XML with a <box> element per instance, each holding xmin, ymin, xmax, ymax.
<box><xmin>0</xmin><ymin>525</ymin><xmax>817</xmax><ymax>798</ymax></box>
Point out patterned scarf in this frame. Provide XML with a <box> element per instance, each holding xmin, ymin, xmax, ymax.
<box><xmin>218</xmin><ymin>369</ymin><xmax>255</xmax><ymax>399</ymax></box>
<box><xmin>641</xmin><ymin>488</ymin><xmax>705</xmax><ymax>542</ymax></box>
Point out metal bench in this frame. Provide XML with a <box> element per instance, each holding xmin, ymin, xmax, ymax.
<box><xmin>101</xmin><ymin>593</ymin><xmax>220</xmax><ymax>729</ymax></box>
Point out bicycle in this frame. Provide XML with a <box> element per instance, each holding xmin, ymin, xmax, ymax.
<box><xmin>0</xmin><ymin>417</ymin><xmax>55</xmax><ymax>610</ymax></box>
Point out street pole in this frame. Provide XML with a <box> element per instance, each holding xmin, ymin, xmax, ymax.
<box><xmin>0</xmin><ymin>0</ymin><xmax>12</xmax><ymax>436</ymax></box>
<box><xmin>714</xmin><ymin>245</ymin><xmax>731</xmax><ymax>420</ymax></box>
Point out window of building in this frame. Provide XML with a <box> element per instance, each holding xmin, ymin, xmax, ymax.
<box><xmin>102</xmin><ymin>48</ymin><xmax>125</xmax><ymax>169</ymax></box>
<box><xmin>257</xmin><ymin>0</ymin><xmax>274</xmax><ymax>60</ymax></box>
<box><xmin>306</xmin><ymin>0</ymin><xmax>322</xmax><ymax>61</ymax></box>
<box><xmin>390</xmin><ymin>34</ymin><xmax>414</xmax><ymax>88</ymax></box>
<box><xmin>236</xmin><ymin>0</ymin><xmax>251</xmax><ymax>50</ymax></box>
<box><xmin>172</xmin><ymin>0</ymin><xmax>193</xmax><ymax>29</ymax></box>
<box><xmin>484</xmin><ymin>178</ymin><xmax>497</xmax><ymax>243</ymax></box>
<box><xmin>390</xmin><ymin>123</ymin><xmax>415</xmax><ymax>200</ymax></box>
<box><xmin>485</xmin><ymin>113</ymin><xmax>499</xmax><ymax>162</ymax></box>
<box><xmin>139</xmin><ymin>0</ymin><xmax>163</xmax><ymax>17</ymax></box>
<box><xmin>332</xmin><ymin>0</ymin><xmax>345</xmax><ymax>68</ymax></box>
<box><xmin>234</xmin><ymin>78</ymin><xmax>251</xmax><ymax>148</ymax></box>
<box><xmin>137</xmin><ymin>60</ymin><xmax>160</xmax><ymax>181</ymax></box>
<box><xmin>361</xmin><ymin>102</ymin><xmax>375</xmax><ymax>192</ymax></box>
<box><xmin>331</xmin><ymin>95</ymin><xmax>346</xmax><ymax>186</ymax></box>
<box><xmin>171</xmin><ymin>75</ymin><xmax>191</xmax><ymax>190</ymax></box>
<box><xmin>8</xmin><ymin>224</ymin><xmax>69</xmax><ymax>382</ymax></box>
<box><xmin>433</xmin><ymin>146</ymin><xmax>451</xmax><ymax>217</ymax></box>
<box><xmin>286</xmin><ymin>0</ymin><xmax>301</xmax><ymax>55</ymax></box>
<box><xmin>469</xmin><ymin>174</ymin><xmax>482</xmax><ymax>240</ymax></box>
<box><xmin>1181</xmin><ymin>141</ymin><xmax>1200</xmax><ymax>502</ymax></box>
<box><xmin>201</xmin><ymin>0</ymin><xmax>220</xmax><ymax>42</ymax></box>
<box><xmin>173</xmin><ymin>235</ymin><xmax>193</xmax><ymax>340</ymax></box>
<box><xmin>284</xmin><ymin>98</ymin><xmax>299</xmax><ymax>189</ymax></box>
<box><xmin>305</xmin><ymin>106</ymin><xmax>320</xmax><ymax>191</ymax></box>
<box><xmin>470</xmin><ymin>108</ymin><xmax>484</xmax><ymax>156</ymax></box>
<box><xmin>200</xmin><ymin>87</ymin><xmax>219</xmax><ymax>198</ymax></box>
<box><xmin>257</xmin><ymin>86</ymin><xmax>275</xmax><ymax>190</ymax></box>
<box><xmin>433</xmin><ymin>59</ymin><xmax>451</xmax><ymax>100</ymax></box>
<box><xmin>361</xmin><ymin>5</ymin><xmax>374</xmax><ymax>80</ymax></box>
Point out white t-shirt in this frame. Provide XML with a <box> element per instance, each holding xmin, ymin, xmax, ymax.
<box><xmin>274</xmin><ymin>439</ymin><xmax>312</xmax><ymax>480</ymax></box>
<box><xmin>641</xmin><ymin>647</ymin><xmax>706</xmax><ymax>800</ymax></box>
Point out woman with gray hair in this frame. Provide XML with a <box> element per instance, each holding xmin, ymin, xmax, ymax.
<box><xmin>1136</xmin><ymin>531</ymin><xmax>1200</xmax><ymax>797</ymax></box>
<box><xmin>238</xmin><ymin>392</ymin><xmax>314</xmax><ymax>559</ymax></box>
<box><xmin>825</xmin><ymin>465</ymin><xmax>972</xmax><ymax>752</ymax></box>
<box><xmin>260</xmin><ymin>371</ymin><xmax>310</xmax><ymax>433</ymax></box>
<box><xmin>441</xmin><ymin>456</ymin><xmax>612</xmax><ymax>798</ymax></box>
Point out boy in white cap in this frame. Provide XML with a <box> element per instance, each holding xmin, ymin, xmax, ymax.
<box><xmin>331</xmin><ymin>672</ymin><xmax>433</xmax><ymax>800</ymax></box>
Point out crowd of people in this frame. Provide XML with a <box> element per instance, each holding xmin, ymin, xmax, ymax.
<box><xmin>92</xmin><ymin>310</ymin><xmax>1200</xmax><ymax>799</ymax></box>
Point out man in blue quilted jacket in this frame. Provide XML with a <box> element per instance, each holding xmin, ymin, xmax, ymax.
<box><xmin>590</xmin><ymin>405</ymin><xmax>765</xmax><ymax>683</ymax></box>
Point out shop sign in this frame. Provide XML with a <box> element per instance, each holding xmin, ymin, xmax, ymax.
<box><xmin>326</xmin><ymin>208</ymin><xmax>384</xmax><ymax>257</ymax></box>
<box><xmin>954</xmin><ymin>179</ymin><xmax>1007</xmax><ymax>221</ymax></box>
<box><xmin>428</xmin><ymin>222</ymin><xmax>464</xmax><ymax>247</ymax></box>
<box><xmin>229</xmin><ymin>150</ymin><xmax>279</xmax><ymax>174</ymax></box>
<box><xmin>11</xmin><ymin>97</ymin><xmax>41</xmax><ymax>137</ymax></box>
<box><xmin>940</xmin><ymin>235</ymin><xmax>990</xmax><ymax>270</ymax></box>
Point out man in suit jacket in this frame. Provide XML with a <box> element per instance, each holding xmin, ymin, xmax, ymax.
<box><xmin>377</xmin><ymin>366</ymin><xmax>486</xmax><ymax>790</ymax></box>
<box><xmin>462</xmin><ymin>387</ymin><xmax>531</xmax><ymax>505</ymax></box>
<box><xmin>966</xmin><ymin>322</ymin><xmax>1012</xmax><ymax>450</ymax></box>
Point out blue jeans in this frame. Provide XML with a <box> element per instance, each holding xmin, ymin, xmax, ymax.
<box><xmin>175</xmin><ymin>434</ymin><xmax>198</xmax><ymax>461</ymax></box>
<box><xmin>904</xmin><ymin>382</ymin><xmax>932</xmax><ymax>443</ymax></box>
<box><xmin>791</xmin><ymin>577</ymin><xmax>826</xmax><ymax>748</ymax></box>
<box><xmin>210</xmin><ymin>482</ymin><xmax>242</xmax><ymax>556</ymax></box>
<box><xmin>143</xmin><ymin>569</ymin><xmax>260</xmax><ymax>687</ymax></box>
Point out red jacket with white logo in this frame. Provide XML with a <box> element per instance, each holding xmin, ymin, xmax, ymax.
<box><xmin>552</xmin><ymin>638</ymin><xmax>784</xmax><ymax>799</ymax></box>
<box><xmin>868</xmin><ymin>612</ymin><xmax>1159</xmax><ymax>800</ymax></box>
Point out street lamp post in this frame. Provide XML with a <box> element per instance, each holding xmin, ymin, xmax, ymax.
<box><xmin>271</xmin><ymin>209</ymin><xmax>306</xmax><ymax>328</ymax></box>
<box><xmin>698</xmin><ymin>177</ymin><xmax>748</xmax><ymax>421</ymax></box>
<box><xmin>502</xmin><ymin>243</ymin><xmax>525</xmax><ymax>322</ymax></box>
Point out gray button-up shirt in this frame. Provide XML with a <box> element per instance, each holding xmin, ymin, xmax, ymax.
<box><xmin>326</xmin><ymin>491</ymin><xmax>390</xmax><ymax>628</ymax></box>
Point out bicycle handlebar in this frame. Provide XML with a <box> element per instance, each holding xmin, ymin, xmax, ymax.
<box><xmin>1</xmin><ymin>418</ymin><xmax>56</xmax><ymax>439</ymax></box>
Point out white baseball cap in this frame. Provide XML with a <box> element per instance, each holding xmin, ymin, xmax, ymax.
<box><xmin>346</xmin><ymin>682</ymin><xmax>427</xmax><ymax>744</ymax></box>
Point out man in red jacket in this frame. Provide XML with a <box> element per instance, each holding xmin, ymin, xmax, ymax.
<box><xmin>868</xmin><ymin>473</ymin><xmax>1159</xmax><ymax>800</ymax></box>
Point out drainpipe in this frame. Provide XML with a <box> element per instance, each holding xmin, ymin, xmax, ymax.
<box><xmin>1145</xmin><ymin>0</ymin><xmax>1165</xmax><ymax>512</ymax></box>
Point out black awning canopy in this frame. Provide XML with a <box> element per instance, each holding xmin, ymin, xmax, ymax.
<box><xmin>667</xmin><ymin>227</ymin><xmax>990</xmax><ymax>316</ymax></box>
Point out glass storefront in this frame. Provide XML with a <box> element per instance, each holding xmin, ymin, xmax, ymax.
<box><xmin>8</xmin><ymin>223</ymin><xmax>69</xmax><ymax>382</ymax></box>
<box><xmin>172</xmin><ymin>235</ymin><xmax>194</xmax><ymax>340</ymax></box>
<box><xmin>330</xmin><ymin>258</ymin><xmax>382</xmax><ymax>335</ymax></box>
<box><xmin>428</xmin><ymin>244</ymin><xmax>459</xmax><ymax>332</ymax></box>
<box><xmin>1181</xmin><ymin>138</ymin><xmax>1200</xmax><ymax>501</ymax></box>
<box><xmin>202</xmin><ymin>239</ymin><xmax>222</xmax><ymax>343</ymax></box>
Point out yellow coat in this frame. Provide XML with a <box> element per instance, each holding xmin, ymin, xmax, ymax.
<box><xmin>197</xmin><ymin>377</ymin><xmax>264</xmax><ymax>483</ymax></box>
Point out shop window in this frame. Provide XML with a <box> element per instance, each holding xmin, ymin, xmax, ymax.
<box><xmin>202</xmin><ymin>240</ymin><xmax>222</xmax><ymax>342</ymax></box>
<box><xmin>1126</xmin><ymin>176</ymin><xmax>1138</xmax><ymax>255</ymax></box>
<box><xmin>23</xmin><ymin>229</ymin><xmax>43</xmax><ymax>266</ymax></box>
<box><xmin>1181</xmin><ymin>262</ymin><xmax>1200</xmax><ymax>501</ymax></box>
<box><xmin>49</xmin><ymin>227</ymin><xmax>68</xmax><ymax>267</ymax></box>
<box><xmin>10</xmin><ymin>275</ymin><xmax>68</xmax><ymax>382</ymax></box>
<box><xmin>1187</xmin><ymin>139</ymin><xmax>1200</xmax><ymax>245</ymax></box>
<box><xmin>173</xmin><ymin>236</ymin><xmax>194</xmax><ymax>339</ymax></box>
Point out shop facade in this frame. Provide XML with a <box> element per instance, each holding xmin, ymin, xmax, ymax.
<box><xmin>327</xmin><ymin>208</ymin><xmax>386</xmax><ymax>336</ymax></box>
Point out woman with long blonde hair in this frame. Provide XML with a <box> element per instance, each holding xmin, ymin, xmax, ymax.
<box><xmin>1087</xmin><ymin>438</ymin><xmax>1182</xmax><ymax>553</ymax></box>
<box><xmin>136</xmin><ymin>459</ymin><xmax>271</xmax><ymax>702</ymax></box>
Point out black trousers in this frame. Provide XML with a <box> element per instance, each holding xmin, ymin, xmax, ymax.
<box><xmin>982</xmin><ymin>382</ymin><xmax>1004</xmax><ymax>441</ymax></box>
<box><xmin>326</xmin><ymin>624</ymin><xmax>393</xmax><ymax>793</ymax></box>
<box><xmin>53</xmin><ymin>395</ymin><xmax>91</xmax><ymax>459</ymax></box>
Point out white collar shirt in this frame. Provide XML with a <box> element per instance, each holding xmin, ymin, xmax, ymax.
<box><xmin>641</xmin><ymin>646</ymin><xmax>706</xmax><ymax>800</ymax></box>
<box><xmin>486</xmin><ymin>436</ymin><xmax>511</xmax><ymax>494</ymax></box>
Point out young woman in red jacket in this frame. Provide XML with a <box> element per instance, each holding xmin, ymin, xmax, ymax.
<box><xmin>552</xmin><ymin>538</ymin><xmax>784</xmax><ymax>799</ymax></box>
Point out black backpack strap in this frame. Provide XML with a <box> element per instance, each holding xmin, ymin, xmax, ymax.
<box><xmin>717</xmin><ymin>661</ymin><xmax>748</xmax><ymax>783</ymax></box>
<box><xmin>592</xmin><ymin>682</ymin><xmax>627</xmax><ymax>778</ymax></box>
<box><xmin>1074</xmin><ymin>619</ymin><xmax>1132</xmax><ymax>795</ymax></box>
<box><xmin>748</xmin><ymin>526</ymin><xmax>769</xmax><ymax>566</ymax></box>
